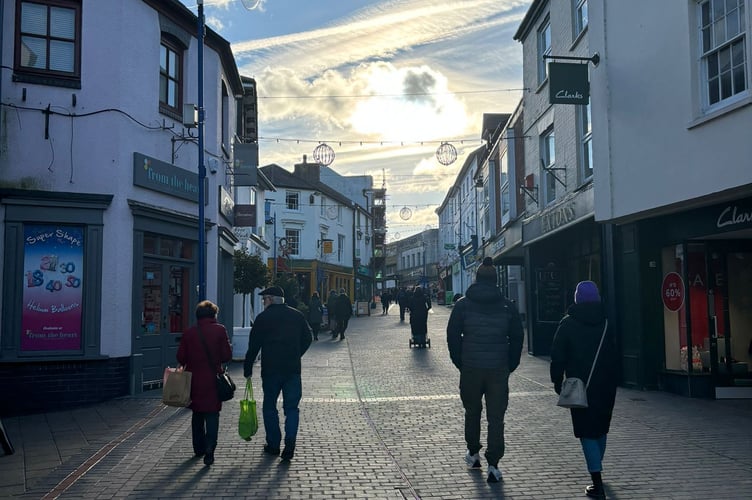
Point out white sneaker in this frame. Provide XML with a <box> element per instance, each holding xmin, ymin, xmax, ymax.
<box><xmin>464</xmin><ymin>451</ymin><xmax>481</xmax><ymax>469</ymax></box>
<box><xmin>487</xmin><ymin>465</ymin><xmax>502</xmax><ymax>483</ymax></box>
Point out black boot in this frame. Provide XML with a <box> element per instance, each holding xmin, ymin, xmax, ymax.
<box><xmin>586</xmin><ymin>472</ymin><xmax>605</xmax><ymax>498</ymax></box>
<box><xmin>281</xmin><ymin>439</ymin><xmax>296</xmax><ymax>461</ymax></box>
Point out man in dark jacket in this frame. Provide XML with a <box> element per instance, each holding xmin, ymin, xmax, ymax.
<box><xmin>334</xmin><ymin>288</ymin><xmax>353</xmax><ymax>340</ymax></box>
<box><xmin>244</xmin><ymin>286</ymin><xmax>312</xmax><ymax>461</ymax></box>
<box><xmin>446</xmin><ymin>257</ymin><xmax>524</xmax><ymax>483</ymax></box>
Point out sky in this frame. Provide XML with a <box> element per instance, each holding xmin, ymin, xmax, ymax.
<box><xmin>180</xmin><ymin>0</ymin><xmax>529</xmax><ymax>241</ymax></box>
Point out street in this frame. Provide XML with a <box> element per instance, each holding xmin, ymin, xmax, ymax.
<box><xmin>1</xmin><ymin>304</ymin><xmax>751</xmax><ymax>499</ymax></box>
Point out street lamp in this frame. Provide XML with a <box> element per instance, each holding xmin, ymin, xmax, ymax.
<box><xmin>197</xmin><ymin>0</ymin><xmax>206</xmax><ymax>301</ymax></box>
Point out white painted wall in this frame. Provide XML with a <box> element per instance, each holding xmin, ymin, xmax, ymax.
<box><xmin>589</xmin><ymin>0</ymin><xmax>752</xmax><ymax>222</ymax></box>
<box><xmin>0</xmin><ymin>1</ymin><xmax>240</xmax><ymax>357</ymax></box>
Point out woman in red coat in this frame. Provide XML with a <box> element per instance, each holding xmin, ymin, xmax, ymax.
<box><xmin>177</xmin><ymin>300</ymin><xmax>232</xmax><ymax>466</ymax></box>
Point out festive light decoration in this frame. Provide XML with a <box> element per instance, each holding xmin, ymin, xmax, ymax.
<box><xmin>313</xmin><ymin>143</ymin><xmax>335</xmax><ymax>166</ymax></box>
<box><xmin>399</xmin><ymin>207</ymin><xmax>413</xmax><ymax>220</ymax></box>
<box><xmin>436</xmin><ymin>142</ymin><xmax>458</xmax><ymax>166</ymax></box>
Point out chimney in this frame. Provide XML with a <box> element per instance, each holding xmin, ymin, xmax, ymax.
<box><xmin>293</xmin><ymin>154</ymin><xmax>320</xmax><ymax>184</ymax></box>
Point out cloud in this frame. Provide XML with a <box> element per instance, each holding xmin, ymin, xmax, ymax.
<box><xmin>205</xmin><ymin>15</ymin><xmax>225</xmax><ymax>32</ymax></box>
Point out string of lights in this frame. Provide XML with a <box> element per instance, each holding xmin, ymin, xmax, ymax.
<box><xmin>257</xmin><ymin>88</ymin><xmax>527</xmax><ymax>100</ymax></box>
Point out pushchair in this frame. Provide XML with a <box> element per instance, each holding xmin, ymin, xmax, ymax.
<box><xmin>409</xmin><ymin>321</ymin><xmax>431</xmax><ymax>348</ymax></box>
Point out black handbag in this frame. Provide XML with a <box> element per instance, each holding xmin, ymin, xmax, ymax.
<box><xmin>197</xmin><ymin>324</ymin><xmax>236</xmax><ymax>402</ymax></box>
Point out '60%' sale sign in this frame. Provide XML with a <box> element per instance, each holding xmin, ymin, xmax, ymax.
<box><xmin>661</xmin><ymin>272</ymin><xmax>685</xmax><ymax>312</ymax></box>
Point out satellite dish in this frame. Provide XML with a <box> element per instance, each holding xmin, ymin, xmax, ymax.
<box><xmin>240</xmin><ymin>0</ymin><xmax>261</xmax><ymax>10</ymax></box>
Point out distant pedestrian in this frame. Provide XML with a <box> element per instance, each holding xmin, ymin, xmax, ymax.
<box><xmin>176</xmin><ymin>300</ymin><xmax>233</xmax><ymax>466</ymax></box>
<box><xmin>380</xmin><ymin>291</ymin><xmax>391</xmax><ymax>315</ymax></box>
<box><xmin>397</xmin><ymin>287</ymin><xmax>409</xmax><ymax>322</ymax></box>
<box><xmin>327</xmin><ymin>289</ymin><xmax>339</xmax><ymax>337</ymax></box>
<box><xmin>308</xmin><ymin>291</ymin><xmax>323</xmax><ymax>341</ymax></box>
<box><xmin>244</xmin><ymin>286</ymin><xmax>312</xmax><ymax>461</ymax></box>
<box><xmin>550</xmin><ymin>281</ymin><xmax>618</xmax><ymax>499</ymax></box>
<box><xmin>408</xmin><ymin>287</ymin><xmax>431</xmax><ymax>344</ymax></box>
<box><xmin>446</xmin><ymin>257</ymin><xmax>524</xmax><ymax>483</ymax></box>
<box><xmin>334</xmin><ymin>288</ymin><xmax>353</xmax><ymax>340</ymax></box>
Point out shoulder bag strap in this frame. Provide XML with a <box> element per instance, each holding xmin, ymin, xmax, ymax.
<box><xmin>585</xmin><ymin>319</ymin><xmax>608</xmax><ymax>389</ymax></box>
<box><xmin>196</xmin><ymin>323</ymin><xmax>218</xmax><ymax>373</ymax></box>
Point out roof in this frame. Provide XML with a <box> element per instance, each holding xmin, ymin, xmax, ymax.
<box><xmin>513</xmin><ymin>0</ymin><xmax>548</xmax><ymax>42</ymax></box>
<box><xmin>259</xmin><ymin>164</ymin><xmax>368</xmax><ymax>213</ymax></box>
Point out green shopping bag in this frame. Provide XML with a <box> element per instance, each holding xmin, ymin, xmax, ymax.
<box><xmin>238</xmin><ymin>380</ymin><xmax>258</xmax><ymax>441</ymax></box>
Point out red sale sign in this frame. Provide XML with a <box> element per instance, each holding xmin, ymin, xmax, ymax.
<box><xmin>661</xmin><ymin>272</ymin><xmax>685</xmax><ymax>312</ymax></box>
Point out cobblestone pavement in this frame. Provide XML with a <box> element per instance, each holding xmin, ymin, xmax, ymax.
<box><xmin>1</xmin><ymin>304</ymin><xmax>751</xmax><ymax>499</ymax></box>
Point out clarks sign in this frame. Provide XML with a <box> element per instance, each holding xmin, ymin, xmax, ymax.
<box><xmin>716</xmin><ymin>205</ymin><xmax>752</xmax><ymax>230</ymax></box>
<box><xmin>548</xmin><ymin>62</ymin><xmax>589</xmax><ymax>105</ymax></box>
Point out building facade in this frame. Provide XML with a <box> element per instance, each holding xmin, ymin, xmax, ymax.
<box><xmin>0</xmin><ymin>0</ymin><xmax>245</xmax><ymax>414</ymax></box>
<box><xmin>514</xmin><ymin>0</ymin><xmax>610</xmax><ymax>356</ymax></box>
<box><xmin>590</xmin><ymin>0</ymin><xmax>752</xmax><ymax>398</ymax></box>
<box><xmin>260</xmin><ymin>160</ymin><xmax>375</xmax><ymax>310</ymax></box>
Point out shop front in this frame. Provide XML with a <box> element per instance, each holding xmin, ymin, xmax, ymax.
<box><xmin>618</xmin><ymin>196</ymin><xmax>752</xmax><ymax>398</ymax></box>
<box><xmin>522</xmin><ymin>188</ymin><xmax>608</xmax><ymax>356</ymax></box>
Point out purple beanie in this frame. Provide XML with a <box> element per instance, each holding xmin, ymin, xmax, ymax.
<box><xmin>574</xmin><ymin>281</ymin><xmax>600</xmax><ymax>304</ymax></box>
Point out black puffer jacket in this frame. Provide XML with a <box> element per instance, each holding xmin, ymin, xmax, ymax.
<box><xmin>244</xmin><ymin>303</ymin><xmax>312</xmax><ymax>378</ymax></box>
<box><xmin>446</xmin><ymin>282</ymin><xmax>524</xmax><ymax>372</ymax></box>
<box><xmin>550</xmin><ymin>302</ymin><xmax>619</xmax><ymax>438</ymax></box>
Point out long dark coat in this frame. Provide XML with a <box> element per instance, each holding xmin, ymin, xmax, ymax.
<box><xmin>308</xmin><ymin>296</ymin><xmax>323</xmax><ymax>325</ymax></box>
<box><xmin>176</xmin><ymin>317</ymin><xmax>233</xmax><ymax>413</ymax></box>
<box><xmin>408</xmin><ymin>289</ymin><xmax>431</xmax><ymax>336</ymax></box>
<box><xmin>550</xmin><ymin>302</ymin><xmax>619</xmax><ymax>438</ymax></box>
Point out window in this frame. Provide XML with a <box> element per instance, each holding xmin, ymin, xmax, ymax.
<box><xmin>699</xmin><ymin>0</ymin><xmax>747</xmax><ymax>108</ymax></box>
<box><xmin>15</xmin><ymin>0</ymin><xmax>81</xmax><ymax>85</ymax></box>
<box><xmin>574</xmin><ymin>0</ymin><xmax>588</xmax><ymax>38</ymax></box>
<box><xmin>160</xmin><ymin>36</ymin><xmax>184</xmax><ymax>117</ymax></box>
<box><xmin>338</xmin><ymin>234</ymin><xmax>346</xmax><ymax>261</ymax></box>
<box><xmin>285</xmin><ymin>191</ymin><xmax>299</xmax><ymax>210</ymax></box>
<box><xmin>541</xmin><ymin>129</ymin><xmax>556</xmax><ymax>205</ymax></box>
<box><xmin>579</xmin><ymin>103</ymin><xmax>593</xmax><ymax>182</ymax></box>
<box><xmin>538</xmin><ymin>18</ymin><xmax>552</xmax><ymax>85</ymax></box>
<box><xmin>500</xmin><ymin>148</ymin><xmax>511</xmax><ymax>223</ymax></box>
<box><xmin>320</xmin><ymin>197</ymin><xmax>326</xmax><ymax>216</ymax></box>
<box><xmin>285</xmin><ymin>229</ymin><xmax>300</xmax><ymax>255</ymax></box>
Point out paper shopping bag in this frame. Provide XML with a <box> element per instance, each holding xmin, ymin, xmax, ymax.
<box><xmin>238</xmin><ymin>380</ymin><xmax>258</xmax><ymax>441</ymax></box>
<box><xmin>162</xmin><ymin>368</ymin><xmax>192</xmax><ymax>407</ymax></box>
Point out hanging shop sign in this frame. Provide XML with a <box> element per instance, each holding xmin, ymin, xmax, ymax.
<box><xmin>233</xmin><ymin>143</ymin><xmax>258</xmax><ymax>186</ymax></box>
<box><xmin>548</xmin><ymin>62</ymin><xmax>589</xmax><ymax>105</ymax></box>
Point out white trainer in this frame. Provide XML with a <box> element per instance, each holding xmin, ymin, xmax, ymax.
<box><xmin>487</xmin><ymin>465</ymin><xmax>502</xmax><ymax>483</ymax></box>
<box><xmin>464</xmin><ymin>451</ymin><xmax>481</xmax><ymax>469</ymax></box>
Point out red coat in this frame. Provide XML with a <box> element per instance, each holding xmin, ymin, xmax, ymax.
<box><xmin>176</xmin><ymin>318</ymin><xmax>233</xmax><ymax>413</ymax></box>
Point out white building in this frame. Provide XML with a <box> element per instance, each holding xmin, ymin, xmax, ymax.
<box><xmin>260</xmin><ymin>159</ymin><xmax>375</xmax><ymax>308</ymax></box>
<box><xmin>0</xmin><ymin>0</ymin><xmax>248</xmax><ymax>413</ymax></box>
<box><xmin>589</xmin><ymin>0</ymin><xmax>752</xmax><ymax>398</ymax></box>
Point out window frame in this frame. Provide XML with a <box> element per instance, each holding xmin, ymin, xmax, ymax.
<box><xmin>159</xmin><ymin>35</ymin><xmax>184</xmax><ymax>120</ymax></box>
<box><xmin>538</xmin><ymin>17</ymin><xmax>552</xmax><ymax>86</ymax></box>
<box><xmin>574</xmin><ymin>0</ymin><xmax>588</xmax><ymax>39</ymax></box>
<box><xmin>14</xmin><ymin>0</ymin><xmax>82</xmax><ymax>87</ymax></box>
<box><xmin>284</xmin><ymin>229</ymin><xmax>300</xmax><ymax>256</ymax></box>
<box><xmin>579</xmin><ymin>103</ymin><xmax>593</xmax><ymax>183</ymax></box>
<box><xmin>540</xmin><ymin>128</ymin><xmax>557</xmax><ymax>206</ymax></box>
<box><xmin>285</xmin><ymin>191</ymin><xmax>300</xmax><ymax>211</ymax></box>
<box><xmin>698</xmin><ymin>0</ymin><xmax>748</xmax><ymax>111</ymax></box>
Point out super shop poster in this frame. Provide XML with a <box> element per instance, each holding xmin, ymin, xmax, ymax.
<box><xmin>21</xmin><ymin>225</ymin><xmax>84</xmax><ymax>351</ymax></box>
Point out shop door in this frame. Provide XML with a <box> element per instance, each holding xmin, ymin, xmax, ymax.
<box><xmin>707</xmin><ymin>244</ymin><xmax>752</xmax><ymax>390</ymax></box>
<box><xmin>139</xmin><ymin>261</ymin><xmax>191</xmax><ymax>389</ymax></box>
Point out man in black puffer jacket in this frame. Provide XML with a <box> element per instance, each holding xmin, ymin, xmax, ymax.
<box><xmin>447</xmin><ymin>257</ymin><xmax>524</xmax><ymax>483</ymax></box>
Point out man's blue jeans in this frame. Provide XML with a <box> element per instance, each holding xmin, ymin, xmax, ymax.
<box><xmin>262</xmin><ymin>373</ymin><xmax>303</xmax><ymax>447</ymax></box>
